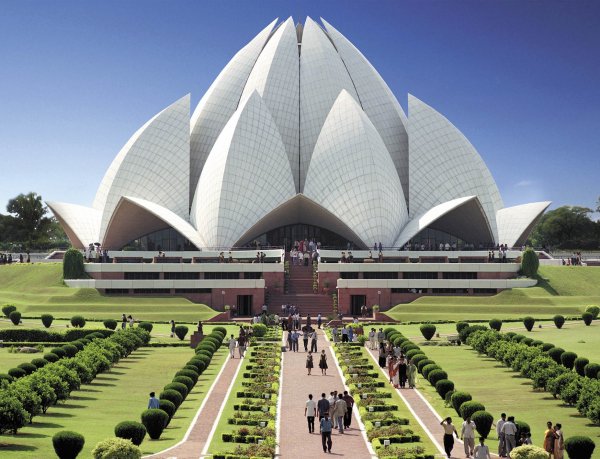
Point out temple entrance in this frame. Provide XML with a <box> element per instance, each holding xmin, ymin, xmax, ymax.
<box><xmin>237</xmin><ymin>295</ymin><xmax>253</xmax><ymax>317</ymax></box>
<box><xmin>350</xmin><ymin>295</ymin><xmax>366</xmax><ymax>317</ymax></box>
<box><xmin>251</xmin><ymin>223</ymin><xmax>352</xmax><ymax>250</ymax></box>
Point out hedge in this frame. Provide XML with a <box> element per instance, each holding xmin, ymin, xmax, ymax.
<box><xmin>140</xmin><ymin>409</ymin><xmax>168</xmax><ymax>440</ymax></box>
<box><xmin>114</xmin><ymin>421</ymin><xmax>147</xmax><ymax>446</ymax></box>
<box><xmin>52</xmin><ymin>430</ymin><xmax>85</xmax><ymax>459</ymax></box>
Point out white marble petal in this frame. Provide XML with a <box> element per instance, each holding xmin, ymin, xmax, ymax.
<box><xmin>497</xmin><ymin>201</ymin><xmax>551</xmax><ymax>247</ymax></box>
<box><xmin>46</xmin><ymin>202</ymin><xmax>101</xmax><ymax>248</ymax></box>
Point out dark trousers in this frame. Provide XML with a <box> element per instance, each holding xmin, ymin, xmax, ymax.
<box><xmin>292</xmin><ymin>340</ymin><xmax>298</xmax><ymax>352</ymax></box>
<box><xmin>321</xmin><ymin>431</ymin><xmax>332</xmax><ymax>452</ymax></box>
<box><xmin>344</xmin><ymin>408</ymin><xmax>352</xmax><ymax>428</ymax></box>
<box><xmin>342</xmin><ymin>334</ymin><xmax>349</xmax><ymax>343</ymax></box>
<box><xmin>443</xmin><ymin>434</ymin><xmax>454</xmax><ymax>456</ymax></box>
<box><xmin>310</xmin><ymin>340</ymin><xmax>317</xmax><ymax>352</ymax></box>
<box><xmin>307</xmin><ymin>416</ymin><xmax>315</xmax><ymax>433</ymax></box>
<box><xmin>303</xmin><ymin>339</ymin><xmax>308</xmax><ymax>351</ymax></box>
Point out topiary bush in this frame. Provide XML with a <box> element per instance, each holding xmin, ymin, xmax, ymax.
<box><xmin>575</xmin><ymin>357</ymin><xmax>590</xmax><ymax>377</ymax></box>
<box><xmin>62</xmin><ymin>344</ymin><xmax>79</xmax><ymax>357</ymax></box>
<box><xmin>489</xmin><ymin>319</ymin><xmax>502</xmax><ymax>331</ymax></box>
<box><xmin>92</xmin><ymin>437</ymin><xmax>141</xmax><ymax>459</ymax></box>
<box><xmin>163</xmin><ymin>382</ymin><xmax>188</xmax><ymax>400</ymax></box>
<box><xmin>52</xmin><ymin>430</ymin><xmax>85</xmax><ymax>459</ymax></box>
<box><xmin>2</xmin><ymin>304</ymin><xmax>17</xmax><ymax>318</ymax></box>
<box><xmin>63</xmin><ymin>247</ymin><xmax>86</xmax><ymax>280</ymax></box>
<box><xmin>451</xmin><ymin>391</ymin><xmax>472</xmax><ymax>416</ymax></box>
<box><xmin>31</xmin><ymin>358</ymin><xmax>49</xmax><ymax>369</ymax></box>
<box><xmin>564</xmin><ymin>435</ymin><xmax>596</xmax><ymax>459</ymax></box>
<box><xmin>9</xmin><ymin>311</ymin><xmax>21</xmax><ymax>325</ymax></box>
<box><xmin>159</xmin><ymin>389</ymin><xmax>183</xmax><ymax>409</ymax></box>
<box><xmin>523</xmin><ymin>316</ymin><xmax>535</xmax><ymax>332</ymax></box>
<box><xmin>114</xmin><ymin>421</ymin><xmax>147</xmax><ymax>446</ymax></box>
<box><xmin>71</xmin><ymin>315</ymin><xmax>86</xmax><ymax>328</ymax></box>
<box><xmin>586</xmin><ymin>305</ymin><xmax>600</xmax><ymax>319</ymax></box>
<box><xmin>158</xmin><ymin>399</ymin><xmax>176</xmax><ymax>422</ymax></box>
<box><xmin>584</xmin><ymin>363</ymin><xmax>600</xmax><ymax>379</ymax></box>
<box><xmin>43</xmin><ymin>352</ymin><xmax>60</xmax><ymax>363</ymax></box>
<box><xmin>138</xmin><ymin>322</ymin><xmax>153</xmax><ymax>333</ymax></box>
<box><xmin>521</xmin><ymin>247</ymin><xmax>539</xmax><ymax>277</ymax></box>
<box><xmin>508</xmin><ymin>445</ymin><xmax>550</xmax><ymax>459</ymax></box>
<box><xmin>140</xmin><ymin>409</ymin><xmax>169</xmax><ymax>440</ymax></box>
<box><xmin>40</xmin><ymin>313</ymin><xmax>54</xmax><ymax>328</ymax></box>
<box><xmin>253</xmin><ymin>323</ymin><xmax>267</xmax><ymax>337</ymax></box>
<box><xmin>553</xmin><ymin>315</ymin><xmax>565</xmax><ymax>329</ymax></box>
<box><xmin>419</xmin><ymin>324</ymin><xmax>436</xmax><ymax>341</ymax></box>
<box><xmin>417</xmin><ymin>359</ymin><xmax>435</xmax><ymax>373</ymax></box>
<box><xmin>103</xmin><ymin>319</ymin><xmax>117</xmax><ymax>330</ymax></box>
<box><xmin>18</xmin><ymin>362</ymin><xmax>37</xmax><ymax>375</ymax></box>
<box><xmin>561</xmin><ymin>351</ymin><xmax>578</xmax><ymax>370</ymax></box>
<box><xmin>174</xmin><ymin>325</ymin><xmax>189</xmax><ymax>341</ymax></box>
<box><xmin>435</xmin><ymin>379</ymin><xmax>454</xmax><ymax>399</ymax></box>
<box><xmin>428</xmin><ymin>369</ymin><xmax>448</xmax><ymax>386</ymax></box>
<box><xmin>582</xmin><ymin>312</ymin><xmax>594</xmax><ymax>326</ymax></box>
<box><xmin>8</xmin><ymin>367</ymin><xmax>26</xmax><ymax>379</ymax></box>
<box><xmin>547</xmin><ymin>347</ymin><xmax>565</xmax><ymax>364</ymax></box>
<box><xmin>175</xmin><ymin>369</ymin><xmax>198</xmax><ymax>384</ymax></box>
<box><xmin>460</xmin><ymin>401</ymin><xmax>485</xmax><ymax>420</ymax></box>
<box><xmin>456</xmin><ymin>322</ymin><xmax>469</xmax><ymax>333</ymax></box>
<box><xmin>540</xmin><ymin>342</ymin><xmax>555</xmax><ymax>352</ymax></box>
<box><xmin>459</xmin><ymin>325</ymin><xmax>487</xmax><ymax>343</ymax></box>
<box><xmin>0</xmin><ymin>392</ymin><xmax>28</xmax><ymax>433</ymax></box>
<box><xmin>471</xmin><ymin>410</ymin><xmax>493</xmax><ymax>438</ymax></box>
<box><xmin>173</xmin><ymin>375</ymin><xmax>195</xmax><ymax>392</ymax></box>
<box><xmin>422</xmin><ymin>364</ymin><xmax>441</xmax><ymax>380</ymax></box>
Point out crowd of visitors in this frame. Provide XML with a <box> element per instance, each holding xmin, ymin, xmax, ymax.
<box><xmin>306</xmin><ymin>390</ymin><xmax>356</xmax><ymax>453</ymax></box>
<box><xmin>562</xmin><ymin>252</ymin><xmax>583</xmax><ymax>266</ymax></box>
<box><xmin>226</xmin><ymin>325</ymin><xmax>252</xmax><ymax>358</ymax></box>
<box><xmin>290</xmin><ymin>239</ymin><xmax>319</xmax><ymax>266</ymax></box>
<box><xmin>0</xmin><ymin>253</ymin><xmax>28</xmax><ymax>263</ymax></box>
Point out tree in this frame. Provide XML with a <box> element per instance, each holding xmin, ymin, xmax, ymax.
<box><xmin>521</xmin><ymin>248</ymin><xmax>539</xmax><ymax>277</ymax></box>
<box><xmin>530</xmin><ymin>206</ymin><xmax>598</xmax><ymax>249</ymax></box>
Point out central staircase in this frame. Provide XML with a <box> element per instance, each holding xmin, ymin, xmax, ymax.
<box><xmin>267</xmin><ymin>259</ymin><xmax>334</xmax><ymax>316</ymax></box>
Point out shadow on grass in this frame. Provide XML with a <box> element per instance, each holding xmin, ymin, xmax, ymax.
<box><xmin>30</xmin><ymin>421</ymin><xmax>63</xmax><ymax>429</ymax></box>
<box><xmin>70</xmin><ymin>395</ymin><xmax>96</xmax><ymax>401</ymax></box>
<box><xmin>96</xmin><ymin>376</ymin><xmax>118</xmax><ymax>381</ymax></box>
<box><xmin>78</xmin><ymin>387</ymin><xmax>101</xmax><ymax>393</ymax></box>
<box><xmin>44</xmin><ymin>412</ymin><xmax>74</xmax><ymax>418</ymax></box>
<box><xmin>535</xmin><ymin>275</ymin><xmax>560</xmax><ymax>296</ymax></box>
<box><xmin>109</xmin><ymin>370</ymin><xmax>126</xmax><ymax>375</ymax></box>
<box><xmin>0</xmin><ymin>443</ymin><xmax>38</xmax><ymax>452</ymax></box>
<box><xmin>59</xmin><ymin>403</ymin><xmax>86</xmax><ymax>409</ymax></box>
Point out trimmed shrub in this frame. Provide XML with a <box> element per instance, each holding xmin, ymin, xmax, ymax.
<box><xmin>582</xmin><ymin>312</ymin><xmax>594</xmax><ymax>326</ymax></box>
<box><xmin>574</xmin><ymin>358</ymin><xmax>589</xmax><ymax>377</ymax></box>
<box><xmin>515</xmin><ymin>420</ymin><xmax>531</xmax><ymax>435</ymax></box>
<box><xmin>253</xmin><ymin>323</ymin><xmax>267</xmax><ymax>337</ymax></box>
<box><xmin>523</xmin><ymin>317</ymin><xmax>535</xmax><ymax>332</ymax></box>
<box><xmin>18</xmin><ymin>362</ymin><xmax>37</xmax><ymax>375</ymax></box>
<box><xmin>174</xmin><ymin>325</ymin><xmax>189</xmax><ymax>341</ymax></box>
<box><xmin>530</xmin><ymin>340</ymin><xmax>543</xmax><ymax>347</ymax></box>
<box><xmin>521</xmin><ymin>247</ymin><xmax>539</xmax><ymax>277</ymax></box>
<box><xmin>31</xmin><ymin>358</ymin><xmax>49</xmax><ymax>369</ymax></box>
<box><xmin>419</xmin><ymin>324</ymin><xmax>436</xmax><ymax>341</ymax></box>
<box><xmin>428</xmin><ymin>369</ymin><xmax>448</xmax><ymax>386</ymax></box>
<box><xmin>512</xmin><ymin>334</ymin><xmax>526</xmax><ymax>343</ymax></box>
<box><xmin>0</xmin><ymin>392</ymin><xmax>28</xmax><ymax>433</ymax></box>
<box><xmin>435</xmin><ymin>379</ymin><xmax>454</xmax><ymax>399</ymax></box>
<box><xmin>460</xmin><ymin>401</ymin><xmax>485</xmax><ymax>420</ymax></box>
<box><xmin>212</xmin><ymin>326</ymin><xmax>227</xmax><ymax>335</ymax></box>
<box><xmin>456</xmin><ymin>322</ymin><xmax>469</xmax><ymax>333</ymax></box>
<box><xmin>44</xmin><ymin>352</ymin><xmax>60</xmax><ymax>363</ymax></box>
<box><xmin>422</xmin><ymin>364</ymin><xmax>441</xmax><ymax>379</ymax></box>
<box><xmin>2</xmin><ymin>304</ymin><xmax>17</xmax><ymax>317</ymax></box>
<box><xmin>508</xmin><ymin>445</ymin><xmax>549</xmax><ymax>459</ymax></box>
<box><xmin>193</xmin><ymin>353</ymin><xmax>212</xmax><ymax>366</ymax></box>
<box><xmin>564</xmin><ymin>436</ymin><xmax>596</xmax><ymax>459</ymax></box>
<box><xmin>451</xmin><ymin>391</ymin><xmax>472</xmax><ymax>416</ymax></box>
<box><xmin>584</xmin><ymin>363</ymin><xmax>600</xmax><ymax>379</ymax></box>
<box><xmin>472</xmin><ymin>410</ymin><xmax>493</xmax><ymax>438</ymax></box>
<box><xmin>159</xmin><ymin>389</ymin><xmax>183</xmax><ymax>409</ymax></box>
<box><xmin>547</xmin><ymin>347</ymin><xmax>565</xmax><ymax>364</ymax></box>
<box><xmin>41</xmin><ymin>314</ymin><xmax>54</xmax><ymax>328</ymax></box>
<box><xmin>540</xmin><ymin>342</ymin><xmax>555</xmax><ymax>352</ymax></box>
<box><xmin>138</xmin><ymin>322</ymin><xmax>153</xmax><ymax>333</ymax></box>
<box><xmin>0</xmin><ymin>373</ymin><xmax>14</xmax><ymax>383</ymax></box>
<box><xmin>173</xmin><ymin>375</ymin><xmax>195</xmax><ymax>392</ymax></box>
<box><xmin>410</xmin><ymin>354</ymin><xmax>427</xmax><ymax>367</ymax></box>
<box><xmin>50</xmin><ymin>347</ymin><xmax>67</xmax><ymax>358</ymax></box>
<box><xmin>8</xmin><ymin>367</ymin><xmax>26</xmax><ymax>379</ymax></box>
<box><xmin>553</xmin><ymin>314</ymin><xmax>565</xmax><ymax>329</ymax></box>
<box><xmin>9</xmin><ymin>311</ymin><xmax>21</xmax><ymax>325</ymax></box>
<box><xmin>62</xmin><ymin>344</ymin><xmax>79</xmax><ymax>357</ymax></box>
<box><xmin>586</xmin><ymin>305</ymin><xmax>600</xmax><ymax>319</ymax></box>
<box><xmin>92</xmin><ymin>437</ymin><xmax>141</xmax><ymax>459</ymax></box>
<box><xmin>417</xmin><ymin>359</ymin><xmax>435</xmax><ymax>373</ymax></box>
<box><xmin>71</xmin><ymin>315</ymin><xmax>86</xmax><ymax>328</ymax></box>
<box><xmin>175</xmin><ymin>369</ymin><xmax>199</xmax><ymax>384</ymax></box>
<box><xmin>488</xmin><ymin>319</ymin><xmax>502</xmax><ymax>331</ymax></box>
<box><xmin>103</xmin><ymin>319</ymin><xmax>117</xmax><ymax>330</ymax></box>
<box><xmin>63</xmin><ymin>247</ymin><xmax>85</xmax><ymax>280</ymax></box>
<box><xmin>459</xmin><ymin>325</ymin><xmax>487</xmax><ymax>343</ymax></box>
<box><xmin>405</xmin><ymin>349</ymin><xmax>422</xmax><ymax>360</ymax></box>
<box><xmin>158</xmin><ymin>399</ymin><xmax>176</xmax><ymax>422</ymax></box>
<box><xmin>71</xmin><ymin>341</ymin><xmax>84</xmax><ymax>351</ymax></box>
<box><xmin>521</xmin><ymin>337</ymin><xmax>533</xmax><ymax>346</ymax></box>
<box><xmin>114</xmin><ymin>421</ymin><xmax>147</xmax><ymax>446</ymax></box>
<box><xmin>164</xmin><ymin>382</ymin><xmax>188</xmax><ymax>400</ymax></box>
<box><xmin>52</xmin><ymin>430</ymin><xmax>85</xmax><ymax>459</ymax></box>
<box><xmin>561</xmin><ymin>351</ymin><xmax>578</xmax><ymax>370</ymax></box>
<box><xmin>141</xmin><ymin>409</ymin><xmax>169</xmax><ymax>440</ymax></box>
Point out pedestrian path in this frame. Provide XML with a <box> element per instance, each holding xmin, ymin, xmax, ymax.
<box><xmin>144</xmin><ymin>355</ymin><xmax>243</xmax><ymax>459</ymax></box>
<box><xmin>278</xmin><ymin>329</ymin><xmax>374</xmax><ymax>457</ymax></box>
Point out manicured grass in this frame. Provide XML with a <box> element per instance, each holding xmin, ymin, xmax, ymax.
<box><xmin>0</xmin><ymin>346</ymin><xmax>201</xmax><ymax>458</ymax></box>
<box><xmin>413</xmin><ymin>344</ymin><xmax>600</xmax><ymax>454</ymax></box>
<box><xmin>0</xmin><ymin>263</ymin><xmax>217</xmax><ymax>322</ymax></box>
<box><xmin>0</xmin><ymin>347</ymin><xmax>49</xmax><ymax>374</ymax></box>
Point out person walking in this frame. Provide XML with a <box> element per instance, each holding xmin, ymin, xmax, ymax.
<box><xmin>496</xmin><ymin>413</ymin><xmax>507</xmax><ymax>457</ymax></box>
<box><xmin>332</xmin><ymin>325</ymin><xmax>339</xmax><ymax>344</ymax></box>
<box><xmin>440</xmin><ymin>417</ymin><xmax>459</xmax><ymax>459</ymax></box>
<box><xmin>544</xmin><ymin>421</ymin><xmax>556</xmax><ymax>457</ymax></box>
<box><xmin>319</xmin><ymin>350</ymin><xmax>328</xmax><ymax>375</ymax></box>
<box><xmin>122</xmin><ymin>314</ymin><xmax>127</xmax><ymax>330</ymax></box>
<box><xmin>147</xmin><ymin>392</ymin><xmax>160</xmax><ymax>409</ymax></box>
<box><xmin>501</xmin><ymin>416</ymin><xmax>518</xmax><ymax>456</ymax></box>
<box><xmin>305</xmin><ymin>394</ymin><xmax>316</xmax><ymax>434</ymax></box>
<box><xmin>320</xmin><ymin>412</ymin><xmax>333</xmax><ymax>453</ymax></box>
<box><xmin>461</xmin><ymin>416</ymin><xmax>477</xmax><ymax>458</ymax></box>
<box><xmin>554</xmin><ymin>423</ymin><xmax>564</xmax><ymax>459</ymax></box>
<box><xmin>407</xmin><ymin>359</ymin><xmax>417</xmax><ymax>388</ymax></box>
<box><xmin>341</xmin><ymin>325</ymin><xmax>349</xmax><ymax>343</ymax></box>
<box><xmin>306</xmin><ymin>352</ymin><xmax>314</xmax><ymax>375</ymax></box>
<box><xmin>398</xmin><ymin>356</ymin><xmax>408</xmax><ymax>388</ymax></box>
<box><xmin>228</xmin><ymin>334</ymin><xmax>236</xmax><ymax>358</ymax></box>
<box><xmin>333</xmin><ymin>394</ymin><xmax>347</xmax><ymax>434</ymax></box>
<box><xmin>378</xmin><ymin>342</ymin><xmax>387</xmax><ymax>368</ymax></box>
<box><xmin>291</xmin><ymin>330</ymin><xmax>299</xmax><ymax>352</ymax></box>
<box><xmin>317</xmin><ymin>393</ymin><xmax>330</xmax><ymax>422</ymax></box>
<box><xmin>238</xmin><ymin>334</ymin><xmax>246</xmax><ymax>358</ymax></box>
<box><xmin>310</xmin><ymin>330</ymin><xmax>318</xmax><ymax>353</ymax></box>
<box><xmin>347</xmin><ymin>325</ymin><xmax>354</xmax><ymax>342</ymax></box>
<box><xmin>377</xmin><ymin>328</ymin><xmax>385</xmax><ymax>346</ymax></box>
<box><xmin>368</xmin><ymin>328</ymin><xmax>376</xmax><ymax>350</ymax></box>
<box><xmin>473</xmin><ymin>437</ymin><xmax>492</xmax><ymax>459</ymax></box>
<box><xmin>342</xmin><ymin>390</ymin><xmax>354</xmax><ymax>429</ymax></box>
<box><xmin>303</xmin><ymin>328</ymin><xmax>309</xmax><ymax>352</ymax></box>
<box><xmin>169</xmin><ymin>319</ymin><xmax>175</xmax><ymax>338</ymax></box>
<box><xmin>317</xmin><ymin>313</ymin><xmax>322</xmax><ymax>329</ymax></box>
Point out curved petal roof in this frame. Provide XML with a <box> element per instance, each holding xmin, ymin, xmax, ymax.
<box><xmin>497</xmin><ymin>201</ymin><xmax>551</xmax><ymax>247</ymax></box>
<box><xmin>304</xmin><ymin>90</ymin><xmax>408</xmax><ymax>246</ymax></box>
<box><xmin>191</xmin><ymin>91</ymin><xmax>296</xmax><ymax>248</ymax></box>
<box><xmin>46</xmin><ymin>202</ymin><xmax>101</xmax><ymax>248</ymax></box>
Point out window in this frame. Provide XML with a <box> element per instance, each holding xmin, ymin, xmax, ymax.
<box><xmin>363</xmin><ymin>272</ymin><xmax>398</xmax><ymax>279</ymax></box>
<box><xmin>244</xmin><ymin>272</ymin><xmax>263</xmax><ymax>279</ymax></box>
<box><xmin>204</xmin><ymin>272</ymin><xmax>240</xmax><ymax>280</ymax></box>
<box><xmin>442</xmin><ymin>272</ymin><xmax>477</xmax><ymax>280</ymax></box>
<box><xmin>340</xmin><ymin>272</ymin><xmax>359</xmax><ymax>279</ymax></box>
<box><xmin>124</xmin><ymin>272</ymin><xmax>160</xmax><ymax>280</ymax></box>
<box><xmin>403</xmin><ymin>272</ymin><xmax>438</xmax><ymax>279</ymax></box>
<box><xmin>473</xmin><ymin>288</ymin><xmax>497</xmax><ymax>294</ymax></box>
<box><xmin>133</xmin><ymin>288</ymin><xmax>170</xmax><ymax>294</ymax></box>
<box><xmin>164</xmin><ymin>272</ymin><xmax>200</xmax><ymax>280</ymax></box>
<box><xmin>430</xmin><ymin>288</ymin><xmax>469</xmax><ymax>294</ymax></box>
<box><xmin>105</xmin><ymin>289</ymin><xmax>129</xmax><ymax>295</ymax></box>
<box><xmin>175</xmin><ymin>288</ymin><xmax>211</xmax><ymax>294</ymax></box>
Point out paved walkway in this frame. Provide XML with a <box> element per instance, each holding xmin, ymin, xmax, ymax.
<box><xmin>278</xmin><ymin>329</ymin><xmax>373</xmax><ymax>457</ymax></box>
<box><xmin>145</xmin><ymin>355</ymin><xmax>242</xmax><ymax>459</ymax></box>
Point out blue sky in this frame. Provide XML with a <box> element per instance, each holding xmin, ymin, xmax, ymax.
<box><xmin>0</xmin><ymin>0</ymin><xmax>598</xmax><ymax>215</ymax></box>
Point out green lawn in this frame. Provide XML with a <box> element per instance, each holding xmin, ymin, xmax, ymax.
<box><xmin>0</xmin><ymin>263</ymin><xmax>217</xmax><ymax>322</ymax></box>
<box><xmin>0</xmin><ymin>347</ymin><xmax>50</xmax><ymax>374</ymax></box>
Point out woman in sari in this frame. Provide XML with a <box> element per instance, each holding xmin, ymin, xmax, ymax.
<box><xmin>553</xmin><ymin>423</ymin><xmax>564</xmax><ymax>459</ymax></box>
<box><xmin>407</xmin><ymin>359</ymin><xmax>417</xmax><ymax>388</ymax></box>
<box><xmin>543</xmin><ymin>421</ymin><xmax>556</xmax><ymax>457</ymax></box>
<box><xmin>390</xmin><ymin>357</ymin><xmax>400</xmax><ymax>388</ymax></box>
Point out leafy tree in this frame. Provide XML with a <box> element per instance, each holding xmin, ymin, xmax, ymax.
<box><xmin>4</xmin><ymin>192</ymin><xmax>53</xmax><ymax>249</ymax></box>
<box><xmin>63</xmin><ymin>248</ymin><xmax>86</xmax><ymax>279</ymax></box>
<box><xmin>521</xmin><ymin>248</ymin><xmax>539</xmax><ymax>277</ymax></box>
<box><xmin>530</xmin><ymin>205</ymin><xmax>599</xmax><ymax>249</ymax></box>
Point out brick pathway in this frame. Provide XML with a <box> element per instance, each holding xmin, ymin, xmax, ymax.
<box><xmin>278</xmin><ymin>329</ymin><xmax>374</xmax><ymax>457</ymax></box>
<box><xmin>144</xmin><ymin>355</ymin><xmax>242</xmax><ymax>459</ymax></box>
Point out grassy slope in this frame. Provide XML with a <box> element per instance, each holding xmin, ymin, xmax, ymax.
<box><xmin>386</xmin><ymin>266</ymin><xmax>600</xmax><ymax>321</ymax></box>
<box><xmin>0</xmin><ymin>263</ymin><xmax>217</xmax><ymax>321</ymax></box>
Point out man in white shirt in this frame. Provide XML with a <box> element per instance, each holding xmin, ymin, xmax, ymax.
<box><xmin>368</xmin><ymin>329</ymin><xmax>376</xmax><ymax>350</ymax></box>
<box><xmin>305</xmin><ymin>394</ymin><xmax>316</xmax><ymax>433</ymax></box>
<box><xmin>495</xmin><ymin>413</ymin><xmax>506</xmax><ymax>457</ymax></box>
<box><xmin>501</xmin><ymin>416</ymin><xmax>517</xmax><ymax>455</ymax></box>
<box><xmin>461</xmin><ymin>416</ymin><xmax>477</xmax><ymax>458</ymax></box>
<box><xmin>328</xmin><ymin>392</ymin><xmax>338</xmax><ymax>428</ymax></box>
<box><xmin>473</xmin><ymin>437</ymin><xmax>492</xmax><ymax>459</ymax></box>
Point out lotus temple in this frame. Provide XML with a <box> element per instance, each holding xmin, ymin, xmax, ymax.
<box><xmin>48</xmin><ymin>18</ymin><xmax>550</xmax><ymax>316</ymax></box>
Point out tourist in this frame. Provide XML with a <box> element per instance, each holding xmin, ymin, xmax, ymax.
<box><xmin>333</xmin><ymin>394</ymin><xmax>347</xmax><ymax>434</ymax></box>
<box><xmin>148</xmin><ymin>392</ymin><xmax>160</xmax><ymax>409</ymax></box>
<box><xmin>128</xmin><ymin>314</ymin><xmax>134</xmax><ymax>328</ymax></box>
<box><xmin>320</xmin><ymin>412</ymin><xmax>333</xmax><ymax>453</ymax></box>
<box><xmin>238</xmin><ymin>333</ymin><xmax>246</xmax><ymax>358</ymax></box>
<box><xmin>306</xmin><ymin>351</ymin><xmax>314</xmax><ymax>375</ymax></box>
<box><xmin>398</xmin><ymin>356</ymin><xmax>408</xmax><ymax>389</ymax></box>
<box><xmin>287</xmin><ymin>329</ymin><xmax>293</xmax><ymax>350</ymax></box>
<box><xmin>501</xmin><ymin>416</ymin><xmax>518</xmax><ymax>455</ymax></box>
<box><xmin>377</xmin><ymin>328</ymin><xmax>385</xmax><ymax>346</ymax></box>
<box><xmin>440</xmin><ymin>417</ymin><xmax>459</xmax><ymax>459</ymax></box>
<box><xmin>317</xmin><ymin>313</ymin><xmax>322</xmax><ymax>329</ymax></box>
<box><xmin>519</xmin><ymin>432</ymin><xmax>532</xmax><ymax>445</ymax></box>
<box><xmin>291</xmin><ymin>329</ymin><xmax>299</xmax><ymax>352</ymax></box>
<box><xmin>303</xmin><ymin>328</ymin><xmax>309</xmax><ymax>352</ymax></box>
<box><xmin>390</xmin><ymin>356</ymin><xmax>399</xmax><ymax>388</ymax></box>
<box><xmin>170</xmin><ymin>319</ymin><xmax>175</xmax><ymax>338</ymax></box>
<box><xmin>368</xmin><ymin>328</ymin><xmax>376</xmax><ymax>350</ymax></box>
<box><xmin>378</xmin><ymin>342</ymin><xmax>387</xmax><ymax>368</ymax></box>
<box><xmin>407</xmin><ymin>359</ymin><xmax>417</xmax><ymax>388</ymax></box>
<box><xmin>473</xmin><ymin>437</ymin><xmax>492</xmax><ymax>459</ymax></box>
<box><xmin>554</xmin><ymin>424</ymin><xmax>564</xmax><ymax>459</ymax></box>
<box><xmin>197</xmin><ymin>321</ymin><xmax>203</xmax><ymax>334</ymax></box>
<box><xmin>228</xmin><ymin>334</ymin><xmax>236</xmax><ymax>358</ymax></box>
<box><xmin>305</xmin><ymin>394</ymin><xmax>316</xmax><ymax>434</ymax></box>
<box><xmin>496</xmin><ymin>413</ymin><xmax>507</xmax><ymax>457</ymax></box>
<box><xmin>341</xmin><ymin>325</ymin><xmax>349</xmax><ymax>343</ymax></box>
<box><xmin>332</xmin><ymin>325</ymin><xmax>339</xmax><ymax>344</ymax></box>
<box><xmin>319</xmin><ymin>350</ymin><xmax>328</xmax><ymax>375</ymax></box>
<box><xmin>328</xmin><ymin>392</ymin><xmax>337</xmax><ymax>428</ymax></box>
<box><xmin>122</xmin><ymin>314</ymin><xmax>127</xmax><ymax>330</ymax></box>
<box><xmin>310</xmin><ymin>330</ymin><xmax>318</xmax><ymax>353</ymax></box>
<box><xmin>461</xmin><ymin>416</ymin><xmax>477</xmax><ymax>458</ymax></box>
<box><xmin>317</xmin><ymin>393</ymin><xmax>330</xmax><ymax>421</ymax></box>
<box><xmin>544</xmin><ymin>421</ymin><xmax>556</xmax><ymax>457</ymax></box>
<box><xmin>342</xmin><ymin>390</ymin><xmax>354</xmax><ymax>429</ymax></box>
<box><xmin>347</xmin><ymin>325</ymin><xmax>354</xmax><ymax>342</ymax></box>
